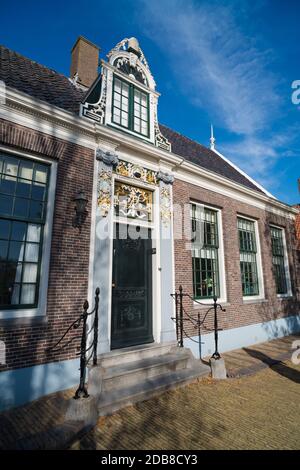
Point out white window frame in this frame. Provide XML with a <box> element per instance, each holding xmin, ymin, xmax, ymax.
<box><xmin>0</xmin><ymin>146</ymin><xmax>57</xmax><ymax>320</ymax></box>
<box><xmin>270</xmin><ymin>224</ymin><xmax>292</xmax><ymax>298</ymax></box>
<box><xmin>237</xmin><ymin>214</ymin><xmax>265</xmax><ymax>302</ymax></box>
<box><xmin>191</xmin><ymin>202</ymin><xmax>227</xmax><ymax>306</ymax></box>
<box><xmin>104</xmin><ymin>68</ymin><xmax>156</xmax><ymax>145</ymax></box>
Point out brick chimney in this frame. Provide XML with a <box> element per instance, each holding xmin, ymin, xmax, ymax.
<box><xmin>70</xmin><ymin>36</ymin><xmax>100</xmax><ymax>88</ymax></box>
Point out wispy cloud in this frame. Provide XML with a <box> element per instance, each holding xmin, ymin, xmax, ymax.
<box><xmin>136</xmin><ymin>0</ymin><xmax>298</xmax><ymax>195</ymax></box>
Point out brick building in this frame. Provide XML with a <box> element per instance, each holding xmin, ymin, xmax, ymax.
<box><xmin>0</xmin><ymin>37</ymin><xmax>299</xmax><ymax>411</ymax></box>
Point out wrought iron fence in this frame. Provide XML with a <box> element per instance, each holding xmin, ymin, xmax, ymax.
<box><xmin>47</xmin><ymin>287</ymin><xmax>100</xmax><ymax>399</ymax></box>
<box><xmin>171</xmin><ymin>285</ymin><xmax>226</xmax><ymax>359</ymax></box>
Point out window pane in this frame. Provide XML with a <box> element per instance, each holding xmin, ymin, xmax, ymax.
<box><xmin>19</xmin><ymin>161</ymin><xmax>33</xmax><ymax>180</ymax></box>
<box><xmin>11</xmin><ymin>221</ymin><xmax>27</xmax><ymax>241</ymax></box>
<box><xmin>10</xmin><ymin>284</ymin><xmax>20</xmax><ymax>305</ymax></box>
<box><xmin>122</xmin><ymin>83</ymin><xmax>129</xmax><ymax>97</ymax></box>
<box><xmin>31</xmin><ymin>183</ymin><xmax>46</xmax><ymax>201</ymax></box>
<box><xmin>238</xmin><ymin>218</ymin><xmax>259</xmax><ymax>296</ymax></box>
<box><xmin>25</xmin><ymin>243</ymin><xmax>39</xmax><ymax>262</ymax></box>
<box><xmin>3</xmin><ymin>157</ymin><xmax>18</xmax><ymax>177</ymax></box>
<box><xmin>0</xmin><ymin>194</ymin><xmax>13</xmax><ymax>215</ymax></box>
<box><xmin>27</xmin><ymin>224</ymin><xmax>41</xmax><ymax>243</ymax></box>
<box><xmin>0</xmin><ymin>176</ymin><xmax>16</xmax><ymax>195</ymax></box>
<box><xmin>29</xmin><ymin>201</ymin><xmax>44</xmax><ymax>220</ymax></box>
<box><xmin>23</xmin><ymin>263</ymin><xmax>38</xmax><ymax>283</ymax></box>
<box><xmin>0</xmin><ymin>240</ymin><xmax>8</xmax><ymax>260</ymax></box>
<box><xmin>20</xmin><ymin>284</ymin><xmax>36</xmax><ymax>304</ymax></box>
<box><xmin>8</xmin><ymin>241</ymin><xmax>24</xmax><ymax>262</ymax></box>
<box><xmin>34</xmin><ymin>165</ymin><xmax>47</xmax><ymax>184</ymax></box>
<box><xmin>191</xmin><ymin>204</ymin><xmax>220</xmax><ymax>298</ymax></box>
<box><xmin>115</xmin><ymin>79</ymin><xmax>121</xmax><ymax>93</ymax></box>
<box><xmin>271</xmin><ymin>227</ymin><xmax>288</xmax><ymax>294</ymax></box>
<box><xmin>13</xmin><ymin>198</ymin><xmax>29</xmax><ymax>217</ymax></box>
<box><xmin>0</xmin><ymin>219</ymin><xmax>10</xmax><ymax>239</ymax></box>
<box><xmin>16</xmin><ymin>179</ymin><xmax>31</xmax><ymax>198</ymax></box>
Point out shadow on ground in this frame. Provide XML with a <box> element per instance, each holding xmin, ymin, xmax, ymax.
<box><xmin>243</xmin><ymin>347</ymin><xmax>300</xmax><ymax>384</ymax></box>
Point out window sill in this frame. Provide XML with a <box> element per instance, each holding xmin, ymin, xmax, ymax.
<box><xmin>243</xmin><ymin>298</ymin><xmax>268</xmax><ymax>305</ymax></box>
<box><xmin>277</xmin><ymin>294</ymin><xmax>293</xmax><ymax>300</ymax></box>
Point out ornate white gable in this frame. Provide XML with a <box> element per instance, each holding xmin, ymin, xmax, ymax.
<box><xmin>80</xmin><ymin>37</ymin><xmax>171</xmax><ymax>152</ymax></box>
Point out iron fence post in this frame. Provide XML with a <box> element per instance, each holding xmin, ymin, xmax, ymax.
<box><xmin>93</xmin><ymin>287</ymin><xmax>100</xmax><ymax>366</ymax></box>
<box><xmin>175</xmin><ymin>291</ymin><xmax>179</xmax><ymax>344</ymax></box>
<box><xmin>179</xmin><ymin>285</ymin><xmax>184</xmax><ymax>347</ymax></box>
<box><xmin>74</xmin><ymin>300</ymin><xmax>89</xmax><ymax>399</ymax></box>
<box><xmin>211</xmin><ymin>295</ymin><xmax>221</xmax><ymax>360</ymax></box>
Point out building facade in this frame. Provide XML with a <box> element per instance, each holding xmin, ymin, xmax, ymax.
<box><xmin>0</xmin><ymin>37</ymin><xmax>299</xmax><ymax>411</ymax></box>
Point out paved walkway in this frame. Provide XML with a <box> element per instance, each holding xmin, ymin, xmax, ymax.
<box><xmin>0</xmin><ymin>334</ymin><xmax>299</xmax><ymax>450</ymax></box>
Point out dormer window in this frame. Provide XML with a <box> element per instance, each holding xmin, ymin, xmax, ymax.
<box><xmin>112</xmin><ymin>76</ymin><xmax>149</xmax><ymax>137</ymax></box>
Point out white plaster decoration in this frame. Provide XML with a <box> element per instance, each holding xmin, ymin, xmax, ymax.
<box><xmin>115</xmin><ymin>159</ymin><xmax>158</xmax><ymax>186</ymax></box>
<box><xmin>107</xmin><ymin>38</ymin><xmax>156</xmax><ymax>90</ymax></box>
<box><xmin>152</xmin><ymin>95</ymin><xmax>172</xmax><ymax>152</ymax></box>
<box><xmin>160</xmin><ymin>187</ymin><xmax>172</xmax><ymax>228</ymax></box>
<box><xmin>81</xmin><ymin>67</ymin><xmax>108</xmax><ymax>123</ymax></box>
<box><xmin>97</xmin><ymin>169</ymin><xmax>113</xmax><ymax>217</ymax></box>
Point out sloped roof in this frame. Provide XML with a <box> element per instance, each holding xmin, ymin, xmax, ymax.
<box><xmin>0</xmin><ymin>44</ymin><xmax>263</xmax><ymax>193</ymax></box>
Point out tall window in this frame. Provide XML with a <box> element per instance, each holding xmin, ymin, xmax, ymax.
<box><xmin>112</xmin><ymin>77</ymin><xmax>149</xmax><ymax>137</ymax></box>
<box><xmin>191</xmin><ymin>204</ymin><xmax>219</xmax><ymax>299</ymax></box>
<box><xmin>270</xmin><ymin>226</ymin><xmax>288</xmax><ymax>294</ymax></box>
<box><xmin>0</xmin><ymin>153</ymin><xmax>49</xmax><ymax>308</ymax></box>
<box><xmin>237</xmin><ymin>217</ymin><xmax>259</xmax><ymax>296</ymax></box>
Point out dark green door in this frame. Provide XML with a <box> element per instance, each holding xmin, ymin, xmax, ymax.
<box><xmin>111</xmin><ymin>223</ymin><xmax>153</xmax><ymax>349</ymax></box>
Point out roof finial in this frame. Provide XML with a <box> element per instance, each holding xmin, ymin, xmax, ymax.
<box><xmin>210</xmin><ymin>124</ymin><xmax>216</xmax><ymax>150</ymax></box>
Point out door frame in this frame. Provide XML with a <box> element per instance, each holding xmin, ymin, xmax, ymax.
<box><xmin>107</xmin><ymin>174</ymin><xmax>161</xmax><ymax>351</ymax></box>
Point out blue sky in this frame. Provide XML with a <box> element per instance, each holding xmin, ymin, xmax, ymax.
<box><xmin>1</xmin><ymin>0</ymin><xmax>299</xmax><ymax>204</ymax></box>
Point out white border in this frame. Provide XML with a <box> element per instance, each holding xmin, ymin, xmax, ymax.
<box><xmin>237</xmin><ymin>214</ymin><xmax>265</xmax><ymax>302</ymax></box>
<box><xmin>0</xmin><ymin>145</ymin><xmax>57</xmax><ymax>320</ymax></box>
<box><xmin>191</xmin><ymin>201</ymin><xmax>227</xmax><ymax>305</ymax></box>
<box><xmin>270</xmin><ymin>224</ymin><xmax>292</xmax><ymax>298</ymax></box>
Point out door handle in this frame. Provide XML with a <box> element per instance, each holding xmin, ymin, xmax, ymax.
<box><xmin>112</xmin><ymin>282</ymin><xmax>116</xmax><ymax>288</ymax></box>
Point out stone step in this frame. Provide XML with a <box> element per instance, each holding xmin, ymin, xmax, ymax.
<box><xmin>97</xmin><ymin>363</ymin><xmax>210</xmax><ymax>416</ymax></box>
<box><xmin>98</xmin><ymin>341</ymin><xmax>178</xmax><ymax>369</ymax></box>
<box><xmin>102</xmin><ymin>351</ymin><xmax>191</xmax><ymax>392</ymax></box>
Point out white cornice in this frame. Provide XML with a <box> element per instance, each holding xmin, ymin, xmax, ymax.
<box><xmin>0</xmin><ymin>86</ymin><xmax>297</xmax><ymax>218</ymax></box>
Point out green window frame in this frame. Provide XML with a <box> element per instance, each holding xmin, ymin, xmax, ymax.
<box><xmin>0</xmin><ymin>153</ymin><xmax>49</xmax><ymax>309</ymax></box>
<box><xmin>270</xmin><ymin>226</ymin><xmax>288</xmax><ymax>295</ymax></box>
<box><xmin>112</xmin><ymin>76</ymin><xmax>149</xmax><ymax>138</ymax></box>
<box><xmin>191</xmin><ymin>204</ymin><xmax>220</xmax><ymax>299</ymax></box>
<box><xmin>237</xmin><ymin>217</ymin><xmax>259</xmax><ymax>296</ymax></box>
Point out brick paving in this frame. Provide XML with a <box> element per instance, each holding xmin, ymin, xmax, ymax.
<box><xmin>71</xmin><ymin>359</ymin><xmax>300</xmax><ymax>450</ymax></box>
<box><xmin>0</xmin><ymin>334</ymin><xmax>299</xmax><ymax>450</ymax></box>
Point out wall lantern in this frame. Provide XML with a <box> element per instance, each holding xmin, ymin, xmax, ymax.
<box><xmin>73</xmin><ymin>190</ymin><xmax>88</xmax><ymax>228</ymax></box>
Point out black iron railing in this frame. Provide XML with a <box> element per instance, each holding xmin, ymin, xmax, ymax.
<box><xmin>47</xmin><ymin>287</ymin><xmax>100</xmax><ymax>399</ymax></box>
<box><xmin>171</xmin><ymin>285</ymin><xmax>226</xmax><ymax>359</ymax></box>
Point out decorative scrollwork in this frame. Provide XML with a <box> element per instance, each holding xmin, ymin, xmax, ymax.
<box><xmin>97</xmin><ymin>169</ymin><xmax>113</xmax><ymax>217</ymax></box>
<box><xmin>81</xmin><ymin>68</ymin><xmax>108</xmax><ymax>123</ymax></box>
<box><xmin>160</xmin><ymin>186</ymin><xmax>172</xmax><ymax>227</ymax></box>
<box><xmin>115</xmin><ymin>159</ymin><xmax>158</xmax><ymax>186</ymax></box>
<box><xmin>114</xmin><ymin>181</ymin><xmax>153</xmax><ymax>221</ymax></box>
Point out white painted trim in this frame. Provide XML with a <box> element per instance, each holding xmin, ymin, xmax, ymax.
<box><xmin>0</xmin><ymin>146</ymin><xmax>57</xmax><ymax>320</ymax></box>
<box><xmin>191</xmin><ymin>202</ymin><xmax>227</xmax><ymax>305</ymax></box>
<box><xmin>270</xmin><ymin>224</ymin><xmax>293</xmax><ymax>298</ymax></box>
<box><xmin>212</xmin><ymin>147</ymin><xmax>276</xmax><ymax>199</ymax></box>
<box><xmin>237</xmin><ymin>214</ymin><xmax>265</xmax><ymax>302</ymax></box>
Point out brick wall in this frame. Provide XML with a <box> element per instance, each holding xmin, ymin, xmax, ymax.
<box><xmin>173</xmin><ymin>178</ymin><xmax>300</xmax><ymax>337</ymax></box>
<box><xmin>0</xmin><ymin>119</ymin><xmax>94</xmax><ymax>371</ymax></box>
